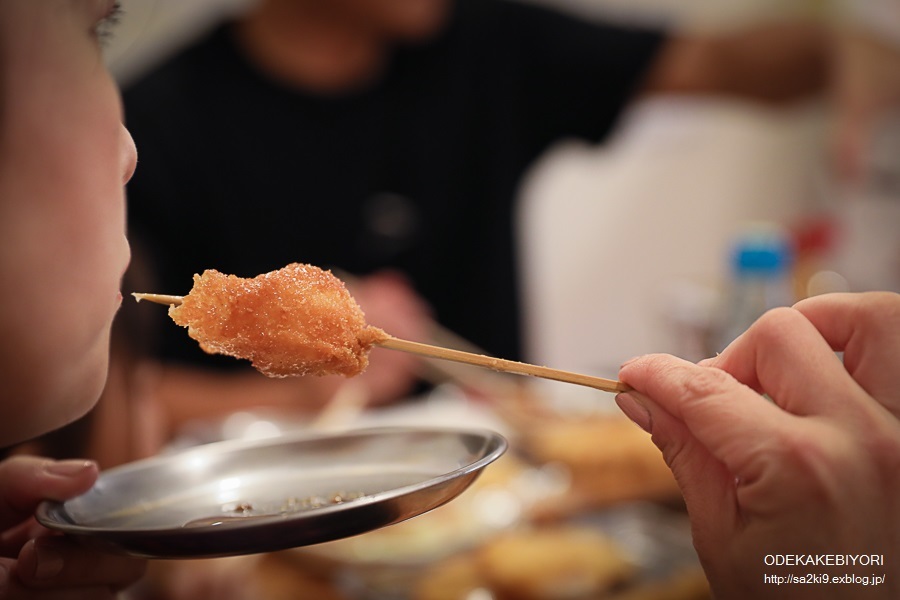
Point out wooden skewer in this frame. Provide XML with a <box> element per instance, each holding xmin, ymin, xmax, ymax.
<box><xmin>375</xmin><ymin>337</ymin><xmax>628</xmax><ymax>394</ymax></box>
<box><xmin>132</xmin><ymin>293</ymin><xmax>630</xmax><ymax>394</ymax></box>
<box><xmin>133</xmin><ymin>293</ymin><xmax>185</xmax><ymax>306</ymax></box>
<box><xmin>332</xmin><ymin>270</ymin><xmax>519</xmax><ymax>393</ymax></box>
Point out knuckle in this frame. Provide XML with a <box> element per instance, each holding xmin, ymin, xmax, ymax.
<box><xmin>859</xmin><ymin>291</ymin><xmax>900</xmax><ymax>329</ymax></box>
<box><xmin>750</xmin><ymin>306</ymin><xmax>804</xmax><ymax>342</ymax></box>
<box><xmin>678</xmin><ymin>366</ymin><xmax>734</xmax><ymax>400</ymax></box>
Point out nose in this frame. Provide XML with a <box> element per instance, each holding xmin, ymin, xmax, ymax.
<box><xmin>120</xmin><ymin>123</ymin><xmax>138</xmax><ymax>185</ymax></box>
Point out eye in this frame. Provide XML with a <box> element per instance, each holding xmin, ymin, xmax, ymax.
<box><xmin>93</xmin><ymin>1</ymin><xmax>124</xmax><ymax>46</ymax></box>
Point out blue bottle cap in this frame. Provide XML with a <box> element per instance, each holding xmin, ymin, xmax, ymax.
<box><xmin>732</xmin><ymin>229</ymin><xmax>794</xmax><ymax>276</ymax></box>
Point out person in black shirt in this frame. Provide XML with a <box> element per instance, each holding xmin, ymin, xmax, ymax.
<box><xmin>124</xmin><ymin>0</ymin><xmax>828</xmax><ymax>425</ymax></box>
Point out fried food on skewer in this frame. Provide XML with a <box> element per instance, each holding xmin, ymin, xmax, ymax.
<box><xmin>135</xmin><ymin>263</ymin><xmax>628</xmax><ymax>393</ymax></box>
<box><xmin>166</xmin><ymin>263</ymin><xmax>387</xmax><ymax>378</ymax></box>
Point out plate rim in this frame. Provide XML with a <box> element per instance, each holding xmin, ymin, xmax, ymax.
<box><xmin>35</xmin><ymin>426</ymin><xmax>508</xmax><ymax>540</ymax></box>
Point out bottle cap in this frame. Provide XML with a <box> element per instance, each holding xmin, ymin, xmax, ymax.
<box><xmin>732</xmin><ymin>227</ymin><xmax>794</xmax><ymax>276</ymax></box>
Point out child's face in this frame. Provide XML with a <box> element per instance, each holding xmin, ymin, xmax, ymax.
<box><xmin>0</xmin><ymin>0</ymin><xmax>137</xmax><ymax>444</ymax></box>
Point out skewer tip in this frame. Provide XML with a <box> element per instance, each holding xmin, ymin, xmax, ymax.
<box><xmin>132</xmin><ymin>293</ymin><xmax>184</xmax><ymax>306</ymax></box>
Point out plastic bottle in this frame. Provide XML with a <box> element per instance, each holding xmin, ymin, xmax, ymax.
<box><xmin>716</xmin><ymin>225</ymin><xmax>795</xmax><ymax>352</ymax></box>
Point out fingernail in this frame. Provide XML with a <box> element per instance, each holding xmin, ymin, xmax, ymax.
<box><xmin>43</xmin><ymin>459</ymin><xmax>96</xmax><ymax>478</ymax></box>
<box><xmin>30</xmin><ymin>541</ymin><xmax>65</xmax><ymax>581</ymax></box>
<box><xmin>616</xmin><ymin>392</ymin><xmax>651</xmax><ymax>433</ymax></box>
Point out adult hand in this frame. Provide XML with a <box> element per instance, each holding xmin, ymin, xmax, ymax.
<box><xmin>0</xmin><ymin>456</ymin><xmax>146</xmax><ymax>598</ymax></box>
<box><xmin>616</xmin><ymin>292</ymin><xmax>900</xmax><ymax>599</ymax></box>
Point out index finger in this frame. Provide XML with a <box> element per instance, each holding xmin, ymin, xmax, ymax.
<box><xmin>704</xmin><ymin>306</ymin><xmax>870</xmax><ymax>418</ymax></box>
<box><xmin>793</xmin><ymin>291</ymin><xmax>900</xmax><ymax>417</ymax></box>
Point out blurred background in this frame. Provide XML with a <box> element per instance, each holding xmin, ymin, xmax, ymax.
<box><xmin>103</xmin><ymin>0</ymin><xmax>832</xmax><ymax>83</ymax></box>
<box><xmin>27</xmin><ymin>0</ymin><xmax>900</xmax><ymax>598</ymax></box>
<box><xmin>103</xmin><ymin>0</ymin><xmax>900</xmax><ymax>389</ymax></box>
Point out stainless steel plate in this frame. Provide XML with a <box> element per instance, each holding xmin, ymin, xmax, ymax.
<box><xmin>36</xmin><ymin>427</ymin><xmax>507</xmax><ymax>559</ymax></box>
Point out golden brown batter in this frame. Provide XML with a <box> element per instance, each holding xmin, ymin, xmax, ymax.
<box><xmin>169</xmin><ymin>263</ymin><xmax>386</xmax><ymax>377</ymax></box>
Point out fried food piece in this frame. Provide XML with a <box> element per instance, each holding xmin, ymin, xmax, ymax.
<box><xmin>523</xmin><ymin>417</ymin><xmax>679</xmax><ymax>515</ymax></box>
<box><xmin>477</xmin><ymin>527</ymin><xmax>636</xmax><ymax>599</ymax></box>
<box><xmin>607</xmin><ymin>568</ymin><xmax>711</xmax><ymax>600</ymax></box>
<box><xmin>413</xmin><ymin>554</ymin><xmax>488</xmax><ymax>600</ymax></box>
<box><xmin>169</xmin><ymin>263</ymin><xmax>387</xmax><ymax>377</ymax></box>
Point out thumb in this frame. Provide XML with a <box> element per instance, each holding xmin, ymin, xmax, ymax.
<box><xmin>0</xmin><ymin>457</ymin><xmax>98</xmax><ymax>528</ymax></box>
